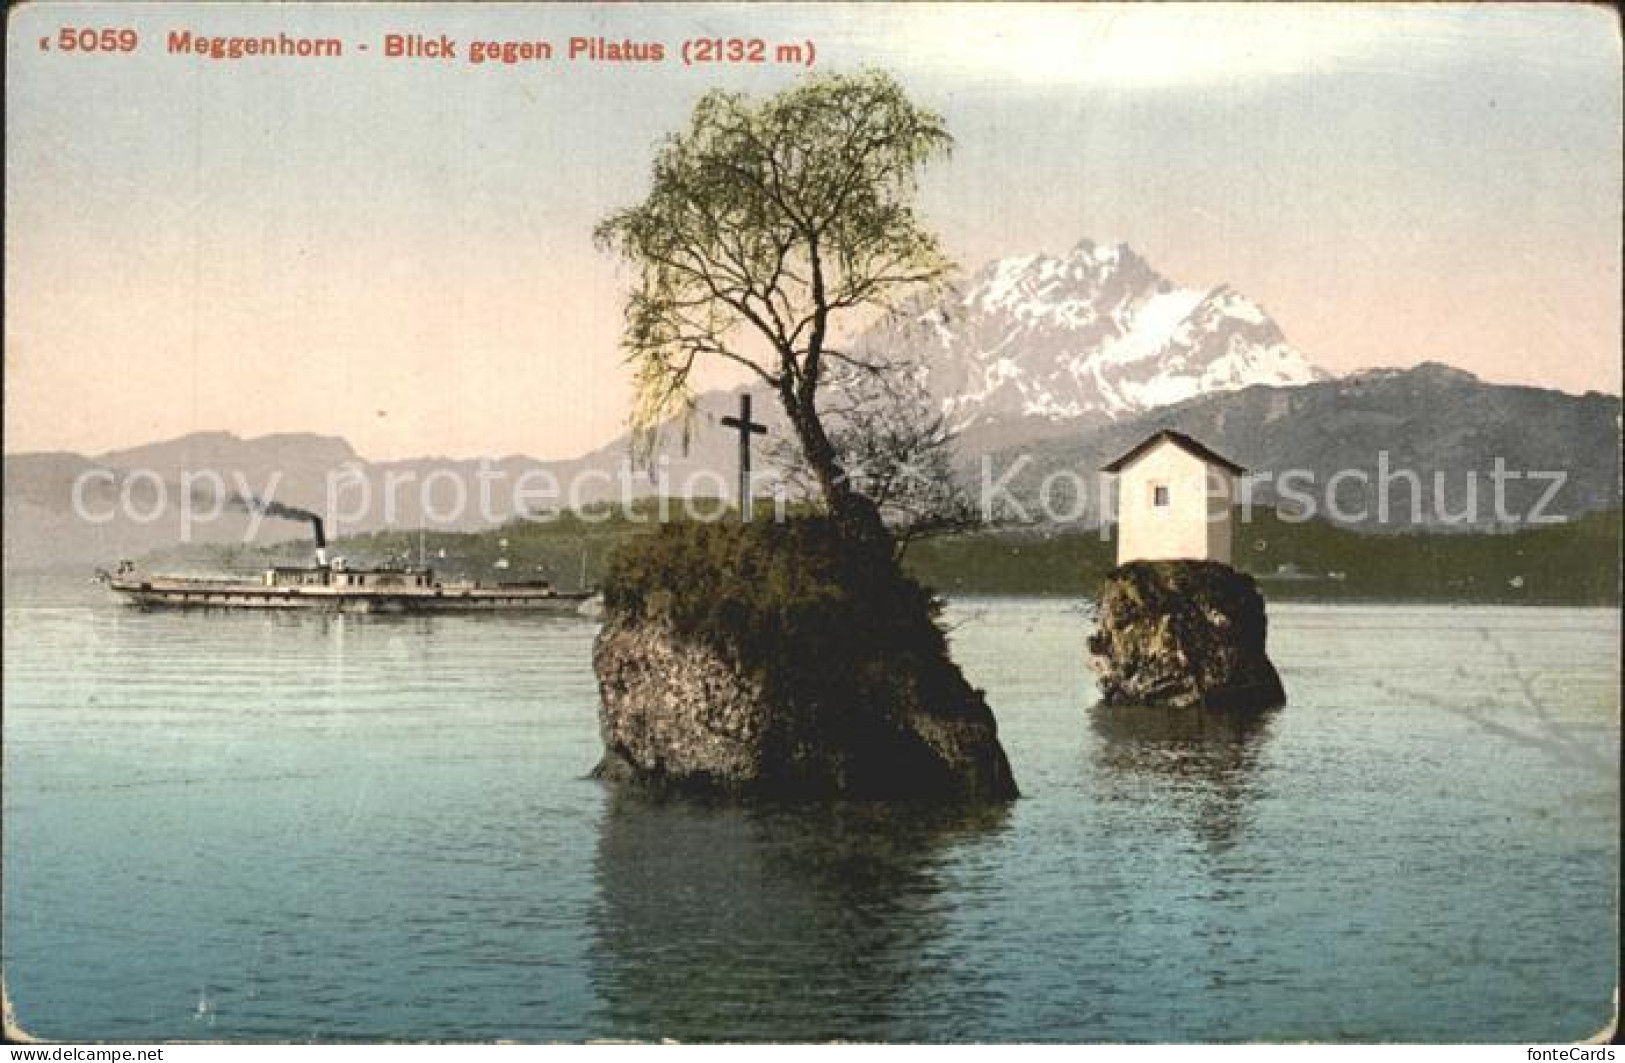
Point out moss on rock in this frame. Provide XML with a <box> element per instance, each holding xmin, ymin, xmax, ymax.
<box><xmin>592</xmin><ymin>518</ymin><xmax>1018</xmax><ymax>801</ymax></box>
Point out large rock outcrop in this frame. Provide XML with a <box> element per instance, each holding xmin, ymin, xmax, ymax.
<box><xmin>591</xmin><ymin>519</ymin><xmax>1018</xmax><ymax>802</ymax></box>
<box><xmin>1087</xmin><ymin>560</ymin><xmax>1285</xmax><ymax>711</ymax></box>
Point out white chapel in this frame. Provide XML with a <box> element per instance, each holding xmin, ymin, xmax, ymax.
<box><xmin>1102</xmin><ymin>431</ymin><xmax>1245</xmax><ymax>567</ymax></box>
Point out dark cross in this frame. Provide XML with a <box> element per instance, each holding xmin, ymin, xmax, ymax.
<box><xmin>720</xmin><ymin>393</ymin><xmax>768</xmax><ymax>522</ymax></box>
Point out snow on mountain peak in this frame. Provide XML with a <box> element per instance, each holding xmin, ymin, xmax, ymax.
<box><xmin>859</xmin><ymin>240</ymin><xmax>1327</xmax><ymax>431</ymax></box>
<box><xmin>1071</xmin><ymin>237</ymin><xmax>1134</xmax><ymax>268</ymax></box>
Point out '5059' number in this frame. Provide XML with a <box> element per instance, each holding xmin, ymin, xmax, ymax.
<box><xmin>58</xmin><ymin>28</ymin><xmax>140</xmax><ymax>53</ymax></box>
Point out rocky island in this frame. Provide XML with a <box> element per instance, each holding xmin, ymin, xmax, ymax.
<box><xmin>1088</xmin><ymin>559</ymin><xmax>1286</xmax><ymax>711</ymax></box>
<box><xmin>588</xmin><ymin>74</ymin><xmax>1019</xmax><ymax>804</ymax></box>
<box><xmin>591</xmin><ymin>519</ymin><xmax>1018</xmax><ymax>802</ymax></box>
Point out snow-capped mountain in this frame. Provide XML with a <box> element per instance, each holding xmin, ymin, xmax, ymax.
<box><xmin>857</xmin><ymin>239</ymin><xmax>1327</xmax><ymax>432</ymax></box>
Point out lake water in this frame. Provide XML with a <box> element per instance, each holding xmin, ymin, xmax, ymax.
<box><xmin>3</xmin><ymin>578</ymin><xmax>1617</xmax><ymax>1042</ymax></box>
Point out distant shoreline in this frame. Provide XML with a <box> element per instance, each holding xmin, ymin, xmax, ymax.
<box><xmin>8</xmin><ymin>505</ymin><xmax>1618</xmax><ymax>610</ymax></box>
<box><xmin>932</xmin><ymin>591</ymin><xmax>1620</xmax><ymax>610</ymax></box>
<box><xmin>6</xmin><ymin>573</ymin><xmax>1615</xmax><ymax>612</ymax></box>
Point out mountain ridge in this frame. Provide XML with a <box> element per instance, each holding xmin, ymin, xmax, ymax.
<box><xmin>6</xmin><ymin>364</ymin><xmax>1619</xmax><ymax>571</ymax></box>
<box><xmin>858</xmin><ymin>238</ymin><xmax>1327</xmax><ymax>433</ymax></box>
<box><xmin>6</xmin><ymin>238</ymin><xmax>1620</xmax><ymax>568</ymax></box>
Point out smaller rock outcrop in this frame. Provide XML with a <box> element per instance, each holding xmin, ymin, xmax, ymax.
<box><xmin>1087</xmin><ymin>560</ymin><xmax>1285</xmax><ymax>711</ymax></box>
<box><xmin>591</xmin><ymin>518</ymin><xmax>1018</xmax><ymax>802</ymax></box>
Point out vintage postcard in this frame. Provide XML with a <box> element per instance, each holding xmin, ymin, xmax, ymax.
<box><xmin>3</xmin><ymin>0</ymin><xmax>1619</xmax><ymax>1047</ymax></box>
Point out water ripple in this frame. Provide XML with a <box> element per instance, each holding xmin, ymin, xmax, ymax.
<box><xmin>2</xmin><ymin>593</ymin><xmax>1617</xmax><ymax>1042</ymax></box>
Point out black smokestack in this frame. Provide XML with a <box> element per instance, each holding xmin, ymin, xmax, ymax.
<box><xmin>228</xmin><ymin>495</ymin><xmax>328</xmax><ymax>566</ymax></box>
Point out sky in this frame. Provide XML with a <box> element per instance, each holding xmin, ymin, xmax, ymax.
<box><xmin>6</xmin><ymin>2</ymin><xmax>1620</xmax><ymax>461</ymax></box>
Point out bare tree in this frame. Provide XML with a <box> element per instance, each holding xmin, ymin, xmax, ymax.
<box><xmin>772</xmin><ymin>363</ymin><xmax>974</xmax><ymax>556</ymax></box>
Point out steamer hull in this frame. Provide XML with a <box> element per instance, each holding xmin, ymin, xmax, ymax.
<box><xmin>99</xmin><ymin>510</ymin><xmax>597</xmax><ymax>615</ymax></box>
<box><xmin>106</xmin><ymin>572</ymin><xmax>597</xmax><ymax>616</ymax></box>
